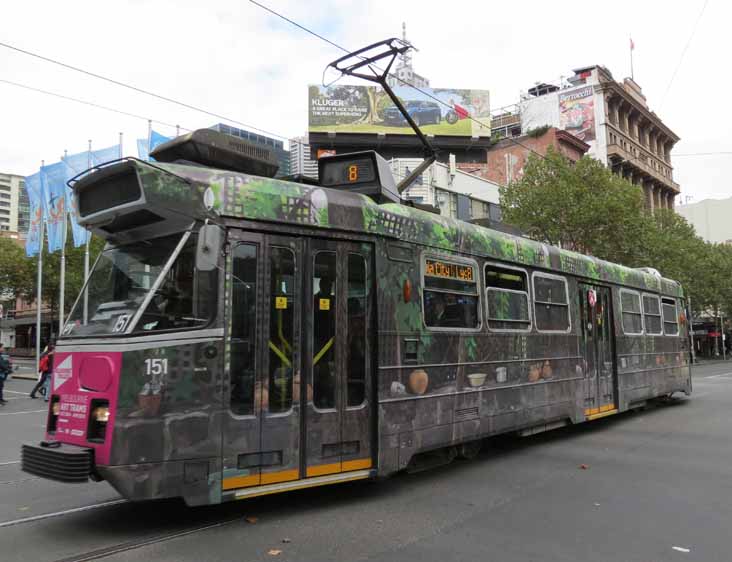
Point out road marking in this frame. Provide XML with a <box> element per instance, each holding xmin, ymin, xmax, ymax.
<box><xmin>4</xmin><ymin>390</ymin><xmax>32</xmax><ymax>395</ymax></box>
<box><xmin>0</xmin><ymin>498</ymin><xmax>127</xmax><ymax>528</ymax></box>
<box><xmin>0</xmin><ymin>460</ymin><xmax>20</xmax><ymax>466</ymax></box>
<box><xmin>704</xmin><ymin>372</ymin><xmax>732</xmax><ymax>379</ymax></box>
<box><xmin>0</xmin><ymin>409</ymin><xmax>47</xmax><ymax>417</ymax></box>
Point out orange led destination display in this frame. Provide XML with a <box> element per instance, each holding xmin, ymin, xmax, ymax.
<box><xmin>425</xmin><ymin>259</ymin><xmax>475</xmax><ymax>282</ymax></box>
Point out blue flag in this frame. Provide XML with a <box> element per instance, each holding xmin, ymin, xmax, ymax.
<box><xmin>40</xmin><ymin>161</ymin><xmax>70</xmax><ymax>253</ymax></box>
<box><xmin>91</xmin><ymin>145</ymin><xmax>121</xmax><ymax>166</ymax></box>
<box><xmin>24</xmin><ymin>172</ymin><xmax>43</xmax><ymax>257</ymax></box>
<box><xmin>136</xmin><ymin>131</ymin><xmax>171</xmax><ymax>161</ymax></box>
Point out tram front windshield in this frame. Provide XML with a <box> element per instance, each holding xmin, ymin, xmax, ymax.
<box><xmin>62</xmin><ymin>233</ymin><xmax>216</xmax><ymax>337</ymax></box>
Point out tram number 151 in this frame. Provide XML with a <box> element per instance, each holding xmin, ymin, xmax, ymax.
<box><xmin>144</xmin><ymin>358</ymin><xmax>168</xmax><ymax>376</ymax></box>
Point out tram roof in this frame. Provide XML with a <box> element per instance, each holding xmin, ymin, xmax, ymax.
<box><xmin>149</xmin><ymin>160</ymin><xmax>682</xmax><ymax>297</ymax></box>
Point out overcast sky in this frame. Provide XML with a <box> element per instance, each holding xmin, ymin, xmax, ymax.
<box><xmin>1</xmin><ymin>0</ymin><xmax>728</xmax><ymax>202</ymax></box>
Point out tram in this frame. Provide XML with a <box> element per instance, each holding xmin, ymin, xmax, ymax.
<box><xmin>22</xmin><ymin>40</ymin><xmax>691</xmax><ymax>506</ymax></box>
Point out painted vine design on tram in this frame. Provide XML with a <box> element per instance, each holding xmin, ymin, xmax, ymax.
<box><xmin>21</xmin><ymin>156</ymin><xmax>691</xmax><ymax>506</ymax></box>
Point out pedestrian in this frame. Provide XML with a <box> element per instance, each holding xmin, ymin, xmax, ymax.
<box><xmin>0</xmin><ymin>343</ymin><xmax>10</xmax><ymax>405</ymax></box>
<box><xmin>30</xmin><ymin>343</ymin><xmax>54</xmax><ymax>400</ymax></box>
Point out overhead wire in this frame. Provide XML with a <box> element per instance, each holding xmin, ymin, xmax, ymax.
<box><xmin>0</xmin><ymin>78</ymin><xmax>188</xmax><ymax>133</ymax></box>
<box><xmin>246</xmin><ymin>0</ymin><xmax>550</xmax><ymax>162</ymax></box>
<box><xmin>661</xmin><ymin>0</ymin><xmax>709</xmax><ymax>107</ymax></box>
<box><xmin>0</xmin><ymin>39</ymin><xmax>288</xmax><ymax>141</ymax></box>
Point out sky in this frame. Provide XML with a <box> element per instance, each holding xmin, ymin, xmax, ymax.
<box><xmin>1</xmin><ymin>0</ymin><xmax>728</xmax><ymax>202</ymax></box>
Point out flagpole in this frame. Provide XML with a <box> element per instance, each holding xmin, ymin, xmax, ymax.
<box><xmin>58</xmin><ymin>189</ymin><xmax>67</xmax><ymax>336</ymax></box>
<box><xmin>36</xmin><ymin>161</ymin><xmax>44</xmax><ymax>371</ymax></box>
<box><xmin>83</xmin><ymin>140</ymin><xmax>92</xmax><ymax>324</ymax></box>
<box><xmin>630</xmin><ymin>36</ymin><xmax>635</xmax><ymax>80</ymax></box>
<box><xmin>119</xmin><ymin>132</ymin><xmax>123</xmax><ymax>158</ymax></box>
<box><xmin>147</xmin><ymin>119</ymin><xmax>152</xmax><ymax>156</ymax></box>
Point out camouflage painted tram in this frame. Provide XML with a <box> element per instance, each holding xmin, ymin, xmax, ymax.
<box><xmin>21</xmin><ymin>129</ymin><xmax>691</xmax><ymax>506</ymax></box>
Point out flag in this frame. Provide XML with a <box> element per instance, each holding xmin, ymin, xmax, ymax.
<box><xmin>62</xmin><ymin>144</ymin><xmax>121</xmax><ymax>247</ymax></box>
<box><xmin>40</xmin><ymin>161</ymin><xmax>70</xmax><ymax>253</ymax></box>
<box><xmin>136</xmin><ymin>130</ymin><xmax>171</xmax><ymax>161</ymax></box>
<box><xmin>630</xmin><ymin>37</ymin><xmax>635</xmax><ymax>50</ymax></box>
<box><xmin>24</xmin><ymin>172</ymin><xmax>43</xmax><ymax>257</ymax></box>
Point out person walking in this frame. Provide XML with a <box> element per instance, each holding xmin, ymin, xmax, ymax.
<box><xmin>0</xmin><ymin>343</ymin><xmax>10</xmax><ymax>405</ymax></box>
<box><xmin>30</xmin><ymin>343</ymin><xmax>54</xmax><ymax>400</ymax></box>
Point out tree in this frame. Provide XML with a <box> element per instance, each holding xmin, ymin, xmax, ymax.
<box><xmin>28</xmin><ymin>235</ymin><xmax>106</xmax><ymax>333</ymax></box>
<box><xmin>0</xmin><ymin>237</ymin><xmax>34</xmax><ymax>307</ymax></box>
<box><xmin>500</xmin><ymin>148</ymin><xmax>647</xmax><ymax>264</ymax></box>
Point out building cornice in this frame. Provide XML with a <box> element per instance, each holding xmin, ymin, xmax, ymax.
<box><xmin>598</xmin><ymin>82</ymin><xmax>680</xmax><ymax>143</ymax></box>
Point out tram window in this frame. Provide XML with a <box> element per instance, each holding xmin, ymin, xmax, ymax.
<box><xmin>532</xmin><ymin>273</ymin><xmax>570</xmax><ymax>332</ymax></box>
<box><xmin>423</xmin><ymin>257</ymin><xmax>480</xmax><ymax>329</ymax></box>
<box><xmin>620</xmin><ymin>290</ymin><xmax>643</xmax><ymax>335</ymax></box>
<box><xmin>313</xmin><ymin>252</ymin><xmax>336</xmax><ymax>409</ymax></box>
<box><xmin>642</xmin><ymin>294</ymin><xmax>663</xmax><ymax>335</ymax></box>
<box><xmin>662</xmin><ymin>298</ymin><xmax>679</xmax><ymax>335</ymax></box>
<box><xmin>485</xmin><ymin>265</ymin><xmax>530</xmax><ymax>331</ymax></box>
<box><xmin>136</xmin><ymin>233</ymin><xmax>217</xmax><ymax>333</ymax></box>
<box><xmin>268</xmin><ymin>247</ymin><xmax>295</xmax><ymax>413</ymax></box>
<box><xmin>347</xmin><ymin>254</ymin><xmax>367</xmax><ymax>407</ymax></box>
<box><xmin>230</xmin><ymin>244</ymin><xmax>258</xmax><ymax>416</ymax></box>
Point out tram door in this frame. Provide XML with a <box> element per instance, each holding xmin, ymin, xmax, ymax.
<box><xmin>305</xmin><ymin>240</ymin><xmax>374</xmax><ymax>478</ymax></box>
<box><xmin>223</xmin><ymin>233</ymin><xmax>303</xmax><ymax>490</ymax></box>
<box><xmin>578</xmin><ymin>284</ymin><xmax>617</xmax><ymax>417</ymax></box>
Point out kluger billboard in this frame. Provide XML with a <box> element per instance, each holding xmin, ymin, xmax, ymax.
<box><xmin>308</xmin><ymin>84</ymin><xmax>490</xmax><ymax>137</ymax></box>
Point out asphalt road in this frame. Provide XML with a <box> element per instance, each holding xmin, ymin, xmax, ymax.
<box><xmin>1</xmin><ymin>363</ymin><xmax>731</xmax><ymax>562</ymax></box>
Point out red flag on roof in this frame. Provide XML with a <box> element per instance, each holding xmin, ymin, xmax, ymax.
<box><xmin>630</xmin><ymin>37</ymin><xmax>635</xmax><ymax>50</ymax></box>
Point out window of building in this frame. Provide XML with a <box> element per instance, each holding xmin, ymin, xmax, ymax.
<box><xmin>662</xmin><ymin>298</ymin><xmax>679</xmax><ymax>335</ymax></box>
<box><xmin>620</xmin><ymin>290</ymin><xmax>643</xmax><ymax>335</ymax></box>
<box><xmin>485</xmin><ymin>264</ymin><xmax>530</xmax><ymax>331</ymax></box>
<box><xmin>423</xmin><ymin>256</ymin><xmax>480</xmax><ymax>330</ymax></box>
<box><xmin>642</xmin><ymin>294</ymin><xmax>663</xmax><ymax>335</ymax></box>
<box><xmin>532</xmin><ymin>273</ymin><xmax>570</xmax><ymax>332</ymax></box>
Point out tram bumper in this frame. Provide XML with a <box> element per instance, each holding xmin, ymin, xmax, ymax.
<box><xmin>21</xmin><ymin>442</ymin><xmax>94</xmax><ymax>483</ymax></box>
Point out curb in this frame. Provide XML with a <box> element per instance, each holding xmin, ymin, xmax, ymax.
<box><xmin>8</xmin><ymin>374</ymin><xmax>38</xmax><ymax>381</ymax></box>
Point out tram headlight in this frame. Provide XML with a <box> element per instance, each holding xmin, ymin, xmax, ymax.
<box><xmin>87</xmin><ymin>399</ymin><xmax>110</xmax><ymax>442</ymax></box>
<box><xmin>92</xmin><ymin>405</ymin><xmax>110</xmax><ymax>423</ymax></box>
<box><xmin>47</xmin><ymin>396</ymin><xmax>60</xmax><ymax>434</ymax></box>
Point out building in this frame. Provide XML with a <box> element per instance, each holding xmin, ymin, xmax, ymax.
<box><xmin>385</xmin><ymin>23</ymin><xmax>430</xmax><ymax>90</ymax></box>
<box><xmin>289</xmin><ymin>136</ymin><xmax>318</xmax><ymax>179</ymax></box>
<box><xmin>517</xmin><ymin>66</ymin><xmax>680</xmax><ymax>208</ymax></box>
<box><xmin>676</xmin><ymin>198</ymin><xmax>732</xmax><ymax>244</ymax></box>
<box><xmin>209</xmin><ymin>123</ymin><xmax>290</xmax><ymax>177</ymax></box>
<box><xmin>0</xmin><ymin>172</ymin><xmax>30</xmax><ymax>238</ymax></box>
<box><xmin>468</xmin><ymin>126</ymin><xmax>590</xmax><ymax>186</ymax></box>
<box><xmin>393</xmin><ymin>158</ymin><xmax>503</xmax><ymax>225</ymax></box>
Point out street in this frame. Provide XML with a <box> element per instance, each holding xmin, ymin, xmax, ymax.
<box><xmin>0</xmin><ymin>362</ymin><xmax>730</xmax><ymax>562</ymax></box>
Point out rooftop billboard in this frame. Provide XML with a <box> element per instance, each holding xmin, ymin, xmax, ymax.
<box><xmin>308</xmin><ymin>84</ymin><xmax>490</xmax><ymax>138</ymax></box>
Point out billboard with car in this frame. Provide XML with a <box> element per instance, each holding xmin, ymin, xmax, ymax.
<box><xmin>308</xmin><ymin>84</ymin><xmax>490</xmax><ymax>137</ymax></box>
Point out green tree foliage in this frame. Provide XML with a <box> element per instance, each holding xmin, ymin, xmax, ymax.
<box><xmin>0</xmin><ymin>238</ymin><xmax>34</xmax><ymax>305</ymax></box>
<box><xmin>500</xmin><ymin>148</ymin><xmax>646</xmax><ymax>264</ymax></box>
<box><xmin>500</xmin><ymin>148</ymin><xmax>732</xmax><ymax>316</ymax></box>
<box><xmin>28</xmin><ymin>235</ymin><xmax>106</xmax><ymax>329</ymax></box>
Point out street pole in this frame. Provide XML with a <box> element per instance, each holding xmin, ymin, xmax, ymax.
<box><xmin>58</xmin><ymin>201</ymin><xmax>67</xmax><ymax>336</ymax></box>
<box><xmin>688</xmin><ymin>296</ymin><xmax>696</xmax><ymax>364</ymax></box>
<box><xmin>722</xmin><ymin>311</ymin><xmax>726</xmax><ymax>361</ymax></box>
<box><xmin>36</xmin><ymin>160</ymin><xmax>45</xmax><ymax>371</ymax></box>
<box><xmin>83</xmin><ymin>140</ymin><xmax>92</xmax><ymax>324</ymax></box>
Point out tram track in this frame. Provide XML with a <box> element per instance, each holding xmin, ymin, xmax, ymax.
<box><xmin>51</xmin><ymin>516</ymin><xmax>243</xmax><ymax>562</ymax></box>
<box><xmin>0</xmin><ymin>498</ymin><xmax>128</xmax><ymax>529</ymax></box>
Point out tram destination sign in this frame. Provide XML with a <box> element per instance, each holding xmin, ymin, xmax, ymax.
<box><xmin>425</xmin><ymin>259</ymin><xmax>475</xmax><ymax>282</ymax></box>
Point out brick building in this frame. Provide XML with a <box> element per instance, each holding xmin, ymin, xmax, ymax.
<box><xmin>460</xmin><ymin>127</ymin><xmax>589</xmax><ymax>186</ymax></box>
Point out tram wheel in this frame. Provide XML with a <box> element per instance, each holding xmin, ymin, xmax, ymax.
<box><xmin>457</xmin><ymin>440</ymin><xmax>482</xmax><ymax>461</ymax></box>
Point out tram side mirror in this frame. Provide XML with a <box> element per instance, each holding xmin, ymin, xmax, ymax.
<box><xmin>196</xmin><ymin>224</ymin><xmax>222</xmax><ymax>272</ymax></box>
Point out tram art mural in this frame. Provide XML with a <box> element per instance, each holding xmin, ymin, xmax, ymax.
<box><xmin>22</xmin><ymin>39</ymin><xmax>690</xmax><ymax>506</ymax></box>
